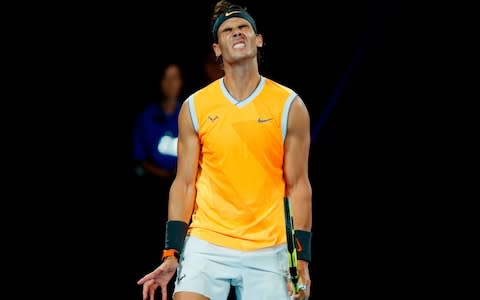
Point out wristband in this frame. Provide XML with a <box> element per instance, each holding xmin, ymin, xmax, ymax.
<box><xmin>161</xmin><ymin>249</ymin><xmax>180</xmax><ymax>261</ymax></box>
<box><xmin>165</xmin><ymin>220</ymin><xmax>188</xmax><ymax>253</ymax></box>
<box><xmin>295</xmin><ymin>230</ymin><xmax>312</xmax><ymax>262</ymax></box>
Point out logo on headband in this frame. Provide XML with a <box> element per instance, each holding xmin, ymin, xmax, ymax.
<box><xmin>225</xmin><ymin>10</ymin><xmax>240</xmax><ymax>17</ymax></box>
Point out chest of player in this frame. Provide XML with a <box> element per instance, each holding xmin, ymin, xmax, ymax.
<box><xmin>198</xmin><ymin>105</ymin><xmax>283</xmax><ymax>159</ymax></box>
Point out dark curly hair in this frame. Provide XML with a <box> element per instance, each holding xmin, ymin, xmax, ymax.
<box><xmin>210</xmin><ymin>0</ymin><xmax>237</xmax><ymax>28</ymax></box>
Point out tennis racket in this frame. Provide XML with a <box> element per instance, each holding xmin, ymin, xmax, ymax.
<box><xmin>284</xmin><ymin>196</ymin><xmax>300</xmax><ymax>294</ymax></box>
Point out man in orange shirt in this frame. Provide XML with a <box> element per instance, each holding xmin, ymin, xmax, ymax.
<box><xmin>138</xmin><ymin>1</ymin><xmax>312</xmax><ymax>299</ymax></box>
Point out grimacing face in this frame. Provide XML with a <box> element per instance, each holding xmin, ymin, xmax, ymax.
<box><xmin>213</xmin><ymin>17</ymin><xmax>262</xmax><ymax>64</ymax></box>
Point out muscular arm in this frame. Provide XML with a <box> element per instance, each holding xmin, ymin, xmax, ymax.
<box><xmin>284</xmin><ymin>96</ymin><xmax>312</xmax><ymax>233</ymax></box>
<box><xmin>167</xmin><ymin>100</ymin><xmax>199</xmax><ymax>223</ymax></box>
<box><xmin>284</xmin><ymin>96</ymin><xmax>312</xmax><ymax>298</ymax></box>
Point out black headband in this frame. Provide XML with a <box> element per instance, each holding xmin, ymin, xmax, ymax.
<box><xmin>211</xmin><ymin>7</ymin><xmax>257</xmax><ymax>43</ymax></box>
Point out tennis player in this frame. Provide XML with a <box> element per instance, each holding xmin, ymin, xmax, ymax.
<box><xmin>137</xmin><ymin>1</ymin><xmax>312</xmax><ymax>299</ymax></box>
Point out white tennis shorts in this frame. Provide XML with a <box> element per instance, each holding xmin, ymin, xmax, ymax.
<box><xmin>173</xmin><ymin>236</ymin><xmax>291</xmax><ymax>300</ymax></box>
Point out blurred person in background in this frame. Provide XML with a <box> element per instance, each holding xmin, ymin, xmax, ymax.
<box><xmin>132</xmin><ymin>62</ymin><xmax>184</xmax><ymax>181</ymax></box>
<box><xmin>202</xmin><ymin>51</ymin><xmax>224</xmax><ymax>84</ymax></box>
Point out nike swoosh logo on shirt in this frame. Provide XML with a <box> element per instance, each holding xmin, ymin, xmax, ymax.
<box><xmin>257</xmin><ymin>118</ymin><xmax>272</xmax><ymax>123</ymax></box>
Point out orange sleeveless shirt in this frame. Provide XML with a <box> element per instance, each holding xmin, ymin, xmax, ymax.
<box><xmin>186</xmin><ymin>76</ymin><xmax>297</xmax><ymax>251</ymax></box>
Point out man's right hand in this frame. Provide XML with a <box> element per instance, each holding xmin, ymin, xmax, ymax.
<box><xmin>137</xmin><ymin>257</ymin><xmax>178</xmax><ymax>300</ymax></box>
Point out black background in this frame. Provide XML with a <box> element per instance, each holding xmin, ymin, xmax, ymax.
<box><xmin>17</xmin><ymin>0</ymin><xmax>439</xmax><ymax>298</ymax></box>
